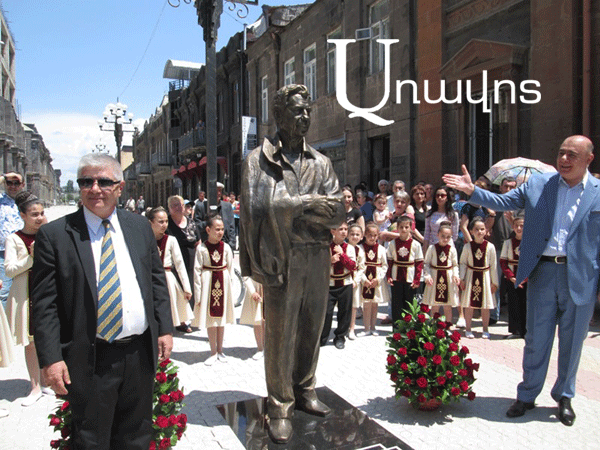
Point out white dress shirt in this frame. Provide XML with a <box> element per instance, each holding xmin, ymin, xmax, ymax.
<box><xmin>543</xmin><ymin>172</ymin><xmax>588</xmax><ymax>257</ymax></box>
<box><xmin>84</xmin><ymin>207</ymin><xmax>148</xmax><ymax>339</ymax></box>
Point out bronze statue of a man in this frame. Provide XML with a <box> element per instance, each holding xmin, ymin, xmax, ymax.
<box><xmin>240</xmin><ymin>85</ymin><xmax>345</xmax><ymax>443</ymax></box>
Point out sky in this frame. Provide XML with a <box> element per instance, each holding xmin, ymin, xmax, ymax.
<box><xmin>1</xmin><ymin>0</ymin><xmax>312</xmax><ymax>184</ymax></box>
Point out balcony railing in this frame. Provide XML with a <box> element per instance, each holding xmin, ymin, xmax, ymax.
<box><xmin>178</xmin><ymin>128</ymin><xmax>205</xmax><ymax>153</ymax></box>
<box><xmin>151</xmin><ymin>152</ymin><xmax>172</xmax><ymax>167</ymax></box>
<box><xmin>136</xmin><ymin>162</ymin><xmax>151</xmax><ymax>175</ymax></box>
<box><xmin>123</xmin><ymin>166</ymin><xmax>137</xmax><ymax>180</ymax></box>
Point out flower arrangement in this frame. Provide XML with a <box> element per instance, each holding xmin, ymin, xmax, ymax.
<box><xmin>386</xmin><ymin>299</ymin><xmax>479</xmax><ymax>409</ymax></box>
<box><xmin>49</xmin><ymin>359</ymin><xmax>187</xmax><ymax>450</ymax></box>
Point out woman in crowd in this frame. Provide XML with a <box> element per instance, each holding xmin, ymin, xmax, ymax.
<box><xmin>343</xmin><ymin>186</ymin><xmax>365</xmax><ymax>232</ymax></box>
<box><xmin>410</xmin><ymin>184</ymin><xmax>428</xmax><ymax>245</ymax></box>
<box><xmin>423</xmin><ymin>185</ymin><xmax>459</xmax><ymax>252</ymax></box>
<box><xmin>167</xmin><ymin>195</ymin><xmax>199</xmax><ymax>297</ymax></box>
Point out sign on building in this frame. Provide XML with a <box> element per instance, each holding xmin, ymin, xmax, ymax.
<box><xmin>241</xmin><ymin>116</ymin><xmax>257</xmax><ymax>160</ymax></box>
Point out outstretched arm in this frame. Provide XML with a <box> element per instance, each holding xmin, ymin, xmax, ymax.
<box><xmin>442</xmin><ymin>165</ymin><xmax>475</xmax><ymax>196</ymax></box>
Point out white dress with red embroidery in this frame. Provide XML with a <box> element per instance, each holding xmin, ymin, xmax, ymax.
<box><xmin>500</xmin><ymin>237</ymin><xmax>521</xmax><ymax>281</ymax></box>
<box><xmin>459</xmin><ymin>240</ymin><xmax>498</xmax><ymax>309</ymax></box>
<box><xmin>157</xmin><ymin>235</ymin><xmax>193</xmax><ymax>326</ymax></box>
<box><xmin>351</xmin><ymin>245</ymin><xmax>366</xmax><ymax>308</ymax></box>
<box><xmin>329</xmin><ymin>242</ymin><xmax>357</xmax><ymax>287</ymax></box>
<box><xmin>239</xmin><ymin>277</ymin><xmax>264</xmax><ymax>326</ymax></box>
<box><xmin>422</xmin><ymin>243</ymin><xmax>459</xmax><ymax>307</ymax></box>
<box><xmin>359</xmin><ymin>243</ymin><xmax>389</xmax><ymax>304</ymax></box>
<box><xmin>191</xmin><ymin>241</ymin><xmax>235</xmax><ymax>328</ymax></box>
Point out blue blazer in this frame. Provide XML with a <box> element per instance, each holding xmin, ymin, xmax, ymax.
<box><xmin>470</xmin><ymin>172</ymin><xmax>600</xmax><ymax>305</ymax></box>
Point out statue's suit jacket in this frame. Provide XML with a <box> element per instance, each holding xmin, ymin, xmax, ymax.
<box><xmin>31</xmin><ymin>208</ymin><xmax>173</xmax><ymax>408</ymax></box>
<box><xmin>470</xmin><ymin>171</ymin><xmax>600</xmax><ymax>306</ymax></box>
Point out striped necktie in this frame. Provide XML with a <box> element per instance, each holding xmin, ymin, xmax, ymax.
<box><xmin>97</xmin><ymin>219</ymin><xmax>123</xmax><ymax>342</ymax></box>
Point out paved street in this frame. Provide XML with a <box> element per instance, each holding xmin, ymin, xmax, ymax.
<box><xmin>1</xmin><ymin>206</ymin><xmax>599</xmax><ymax>449</ymax></box>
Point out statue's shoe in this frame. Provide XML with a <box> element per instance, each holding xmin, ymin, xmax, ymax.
<box><xmin>268</xmin><ymin>418</ymin><xmax>293</xmax><ymax>443</ymax></box>
<box><xmin>295</xmin><ymin>397</ymin><xmax>331</xmax><ymax>417</ymax></box>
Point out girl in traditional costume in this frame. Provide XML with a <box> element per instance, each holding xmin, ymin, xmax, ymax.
<box><xmin>358</xmin><ymin>222</ymin><xmax>388</xmax><ymax>336</ymax></box>
<box><xmin>423</xmin><ymin>221</ymin><xmax>460</xmax><ymax>322</ymax></box>
<box><xmin>500</xmin><ymin>214</ymin><xmax>527</xmax><ymax>339</ymax></box>
<box><xmin>239</xmin><ymin>277</ymin><xmax>265</xmax><ymax>360</ymax></box>
<box><xmin>147</xmin><ymin>207</ymin><xmax>193</xmax><ymax>332</ymax></box>
<box><xmin>347</xmin><ymin>223</ymin><xmax>365</xmax><ymax>340</ymax></box>
<box><xmin>460</xmin><ymin>217</ymin><xmax>498</xmax><ymax>339</ymax></box>
<box><xmin>192</xmin><ymin>215</ymin><xmax>235</xmax><ymax>365</ymax></box>
<box><xmin>4</xmin><ymin>192</ymin><xmax>49</xmax><ymax>406</ymax></box>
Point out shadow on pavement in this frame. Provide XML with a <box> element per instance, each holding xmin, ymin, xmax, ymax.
<box><xmin>171</xmin><ymin>346</ymin><xmax>259</xmax><ymax>365</ymax></box>
<box><xmin>0</xmin><ymin>378</ymin><xmax>30</xmax><ymax>402</ymax></box>
<box><xmin>359</xmin><ymin>395</ymin><xmax>558</xmax><ymax>425</ymax></box>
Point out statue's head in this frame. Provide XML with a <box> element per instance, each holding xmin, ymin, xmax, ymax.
<box><xmin>273</xmin><ymin>84</ymin><xmax>311</xmax><ymax>139</ymax></box>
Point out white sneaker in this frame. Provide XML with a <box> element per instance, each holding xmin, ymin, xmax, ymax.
<box><xmin>371</xmin><ymin>330</ymin><xmax>379</xmax><ymax>337</ymax></box>
<box><xmin>348</xmin><ymin>331</ymin><xmax>356</xmax><ymax>340</ymax></box>
<box><xmin>456</xmin><ymin>318</ymin><xmax>466</xmax><ymax>328</ymax></box>
<box><xmin>356</xmin><ymin>331</ymin><xmax>367</xmax><ymax>337</ymax></box>
<box><xmin>482</xmin><ymin>332</ymin><xmax>490</xmax><ymax>339</ymax></box>
<box><xmin>41</xmin><ymin>387</ymin><xmax>55</xmax><ymax>396</ymax></box>
<box><xmin>205</xmin><ymin>354</ymin><xmax>219</xmax><ymax>366</ymax></box>
<box><xmin>366</xmin><ymin>330</ymin><xmax>373</xmax><ymax>336</ymax></box>
<box><xmin>252</xmin><ymin>350</ymin><xmax>264</xmax><ymax>360</ymax></box>
<box><xmin>465</xmin><ymin>331</ymin><xmax>475</xmax><ymax>339</ymax></box>
<box><xmin>218</xmin><ymin>352</ymin><xmax>228</xmax><ymax>362</ymax></box>
<box><xmin>21</xmin><ymin>391</ymin><xmax>42</xmax><ymax>407</ymax></box>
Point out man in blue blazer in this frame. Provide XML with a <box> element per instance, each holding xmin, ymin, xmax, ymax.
<box><xmin>443</xmin><ymin>135</ymin><xmax>599</xmax><ymax>426</ymax></box>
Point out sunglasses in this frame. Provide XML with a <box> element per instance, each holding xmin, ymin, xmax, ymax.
<box><xmin>5</xmin><ymin>180</ymin><xmax>22</xmax><ymax>187</ymax></box>
<box><xmin>77</xmin><ymin>178</ymin><xmax>120</xmax><ymax>189</ymax></box>
<box><xmin>436</xmin><ymin>193</ymin><xmax>447</xmax><ymax>198</ymax></box>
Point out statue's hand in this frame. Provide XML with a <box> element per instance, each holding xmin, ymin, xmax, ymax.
<box><xmin>302</xmin><ymin>195</ymin><xmax>340</xmax><ymax>219</ymax></box>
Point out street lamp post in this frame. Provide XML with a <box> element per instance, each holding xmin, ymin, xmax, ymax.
<box><xmin>98</xmin><ymin>100</ymin><xmax>135</xmax><ymax>164</ymax></box>
<box><xmin>169</xmin><ymin>0</ymin><xmax>256</xmax><ymax>208</ymax></box>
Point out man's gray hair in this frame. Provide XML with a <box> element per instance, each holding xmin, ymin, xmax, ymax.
<box><xmin>273</xmin><ymin>84</ymin><xmax>310</xmax><ymax>125</ymax></box>
<box><xmin>77</xmin><ymin>154</ymin><xmax>123</xmax><ymax>181</ymax></box>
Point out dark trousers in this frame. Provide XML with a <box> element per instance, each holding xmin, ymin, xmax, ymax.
<box><xmin>391</xmin><ymin>282</ymin><xmax>416</xmax><ymax>326</ymax></box>
<box><xmin>507</xmin><ymin>282</ymin><xmax>527</xmax><ymax>336</ymax></box>
<box><xmin>70</xmin><ymin>331</ymin><xmax>154</xmax><ymax>450</ymax></box>
<box><xmin>321</xmin><ymin>284</ymin><xmax>353</xmax><ymax>345</ymax></box>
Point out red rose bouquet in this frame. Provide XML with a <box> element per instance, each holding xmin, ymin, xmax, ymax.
<box><xmin>386</xmin><ymin>299</ymin><xmax>479</xmax><ymax>408</ymax></box>
<box><xmin>49</xmin><ymin>359</ymin><xmax>187</xmax><ymax>449</ymax></box>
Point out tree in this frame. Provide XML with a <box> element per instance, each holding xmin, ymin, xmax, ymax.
<box><xmin>64</xmin><ymin>180</ymin><xmax>75</xmax><ymax>193</ymax></box>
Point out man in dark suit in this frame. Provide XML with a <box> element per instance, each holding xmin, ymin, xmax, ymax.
<box><xmin>444</xmin><ymin>135</ymin><xmax>599</xmax><ymax>427</ymax></box>
<box><xmin>32</xmin><ymin>153</ymin><xmax>173</xmax><ymax>449</ymax></box>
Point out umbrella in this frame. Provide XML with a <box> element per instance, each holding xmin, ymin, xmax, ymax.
<box><xmin>484</xmin><ymin>157</ymin><xmax>556</xmax><ymax>186</ymax></box>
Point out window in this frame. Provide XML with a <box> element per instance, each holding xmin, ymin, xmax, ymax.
<box><xmin>304</xmin><ymin>44</ymin><xmax>317</xmax><ymax>100</ymax></box>
<box><xmin>232</xmin><ymin>81</ymin><xmax>239</xmax><ymax>123</ymax></box>
<box><xmin>370</xmin><ymin>0</ymin><xmax>390</xmax><ymax>74</ymax></box>
<box><xmin>261</xmin><ymin>76</ymin><xmax>268</xmax><ymax>123</ymax></box>
<box><xmin>284</xmin><ymin>58</ymin><xmax>295</xmax><ymax>86</ymax></box>
<box><xmin>327</xmin><ymin>28</ymin><xmax>342</xmax><ymax>94</ymax></box>
<box><xmin>217</xmin><ymin>92</ymin><xmax>224</xmax><ymax>131</ymax></box>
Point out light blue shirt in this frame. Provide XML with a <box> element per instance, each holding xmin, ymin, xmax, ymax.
<box><xmin>0</xmin><ymin>193</ymin><xmax>24</xmax><ymax>252</ymax></box>
<box><xmin>543</xmin><ymin>172</ymin><xmax>588</xmax><ymax>257</ymax></box>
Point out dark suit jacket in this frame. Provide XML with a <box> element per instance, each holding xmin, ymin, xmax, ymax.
<box><xmin>32</xmin><ymin>208</ymin><xmax>173</xmax><ymax>402</ymax></box>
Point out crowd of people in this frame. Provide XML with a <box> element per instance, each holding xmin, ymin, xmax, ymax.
<box><xmin>0</xmin><ymin>134</ymin><xmax>597</xmax><ymax>445</ymax></box>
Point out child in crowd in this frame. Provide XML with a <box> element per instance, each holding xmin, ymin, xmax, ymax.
<box><xmin>5</xmin><ymin>192</ymin><xmax>50</xmax><ymax>406</ymax></box>
<box><xmin>347</xmin><ymin>223</ymin><xmax>365</xmax><ymax>340</ymax></box>
<box><xmin>500</xmin><ymin>214</ymin><xmax>527</xmax><ymax>339</ymax></box>
<box><xmin>423</xmin><ymin>221</ymin><xmax>460</xmax><ymax>322</ymax></box>
<box><xmin>147</xmin><ymin>207</ymin><xmax>194</xmax><ymax>333</ymax></box>
<box><xmin>460</xmin><ymin>217</ymin><xmax>498</xmax><ymax>339</ymax></box>
<box><xmin>239</xmin><ymin>277</ymin><xmax>265</xmax><ymax>359</ymax></box>
<box><xmin>358</xmin><ymin>222</ymin><xmax>388</xmax><ymax>336</ymax></box>
<box><xmin>372</xmin><ymin>193</ymin><xmax>392</xmax><ymax>240</ymax></box>
<box><xmin>321</xmin><ymin>222</ymin><xmax>356</xmax><ymax>349</ymax></box>
<box><xmin>386</xmin><ymin>216</ymin><xmax>423</xmax><ymax>325</ymax></box>
<box><xmin>192</xmin><ymin>215</ymin><xmax>235</xmax><ymax>365</ymax></box>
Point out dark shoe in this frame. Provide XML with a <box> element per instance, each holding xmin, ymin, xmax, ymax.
<box><xmin>334</xmin><ymin>339</ymin><xmax>345</xmax><ymax>349</ymax></box>
<box><xmin>296</xmin><ymin>398</ymin><xmax>331</xmax><ymax>417</ymax></box>
<box><xmin>505</xmin><ymin>333</ymin><xmax>522</xmax><ymax>340</ymax></box>
<box><xmin>489</xmin><ymin>318</ymin><xmax>498</xmax><ymax>325</ymax></box>
<box><xmin>176</xmin><ymin>324</ymin><xmax>192</xmax><ymax>333</ymax></box>
<box><xmin>268</xmin><ymin>418</ymin><xmax>293</xmax><ymax>443</ymax></box>
<box><xmin>381</xmin><ymin>316</ymin><xmax>393</xmax><ymax>325</ymax></box>
<box><xmin>558</xmin><ymin>397</ymin><xmax>575</xmax><ymax>426</ymax></box>
<box><xmin>506</xmin><ymin>400</ymin><xmax>535</xmax><ymax>418</ymax></box>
